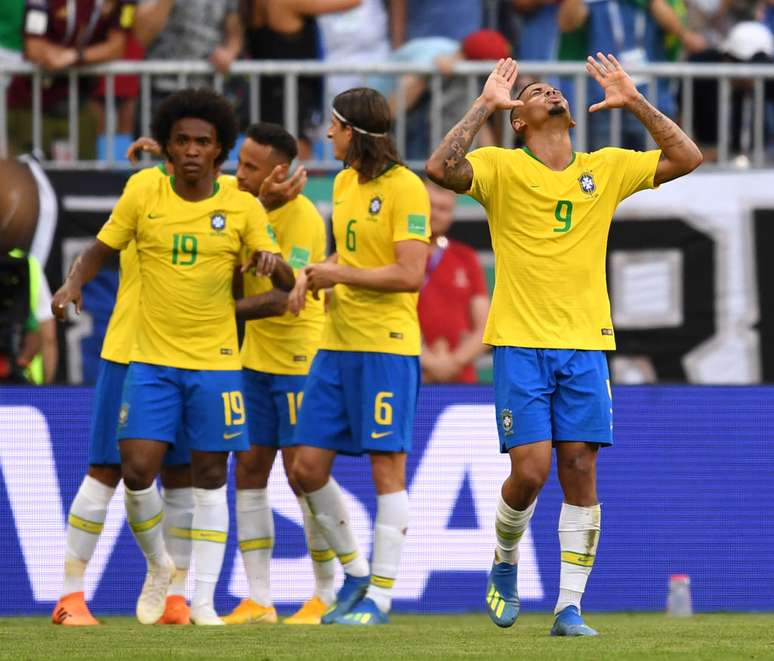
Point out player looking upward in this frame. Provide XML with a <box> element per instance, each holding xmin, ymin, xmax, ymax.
<box><xmin>51</xmin><ymin>166</ymin><xmax>193</xmax><ymax>627</ymax></box>
<box><xmin>52</xmin><ymin>89</ymin><xmax>294</xmax><ymax>626</ymax></box>
<box><xmin>289</xmin><ymin>87</ymin><xmax>431</xmax><ymax>625</ymax></box>
<box><xmin>426</xmin><ymin>55</ymin><xmax>702</xmax><ymax>636</ymax></box>
<box><xmin>220</xmin><ymin>123</ymin><xmax>334</xmax><ymax>626</ymax></box>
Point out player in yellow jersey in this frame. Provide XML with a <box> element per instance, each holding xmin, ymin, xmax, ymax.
<box><xmin>52</xmin><ymin>166</ymin><xmax>193</xmax><ymax>627</ymax></box>
<box><xmin>427</xmin><ymin>55</ymin><xmax>702</xmax><ymax>635</ymax></box>
<box><xmin>52</xmin><ymin>90</ymin><xmax>295</xmax><ymax>626</ymax></box>
<box><xmin>218</xmin><ymin>124</ymin><xmax>335</xmax><ymax>626</ymax></box>
<box><xmin>288</xmin><ymin>88</ymin><xmax>431</xmax><ymax>626</ymax></box>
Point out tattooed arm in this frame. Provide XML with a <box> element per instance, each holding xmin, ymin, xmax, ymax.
<box><xmin>426</xmin><ymin>58</ymin><xmax>523</xmax><ymax>193</ymax></box>
<box><xmin>586</xmin><ymin>52</ymin><xmax>702</xmax><ymax>185</ymax></box>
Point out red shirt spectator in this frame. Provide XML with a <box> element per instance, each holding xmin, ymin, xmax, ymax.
<box><xmin>9</xmin><ymin>0</ymin><xmax>135</xmax><ymax>108</ymax></box>
<box><xmin>418</xmin><ymin>181</ymin><xmax>490</xmax><ymax>384</ymax></box>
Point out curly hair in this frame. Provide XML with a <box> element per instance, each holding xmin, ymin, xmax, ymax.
<box><xmin>332</xmin><ymin>87</ymin><xmax>402</xmax><ymax>182</ymax></box>
<box><xmin>152</xmin><ymin>89</ymin><xmax>238</xmax><ymax>167</ymax></box>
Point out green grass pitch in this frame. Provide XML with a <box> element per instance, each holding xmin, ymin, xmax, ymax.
<box><xmin>1</xmin><ymin>613</ymin><xmax>772</xmax><ymax>660</ymax></box>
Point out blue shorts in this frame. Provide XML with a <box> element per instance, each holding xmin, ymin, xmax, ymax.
<box><xmin>243</xmin><ymin>369</ymin><xmax>307</xmax><ymax>448</ymax></box>
<box><xmin>293</xmin><ymin>350</ymin><xmax>419</xmax><ymax>456</ymax></box>
<box><xmin>89</xmin><ymin>359</ymin><xmax>190</xmax><ymax>466</ymax></box>
<box><xmin>117</xmin><ymin>362</ymin><xmax>249</xmax><ymax>453</ymax></box>
<box><xmin>493</xmin><ymin>347</ymin><xmax>613</xmax><ymax>452</ymax></box>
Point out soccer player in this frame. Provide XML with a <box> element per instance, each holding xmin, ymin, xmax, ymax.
<box><xmin>426</xmin><ymin>54</ymin><xmax>701</xmax><ymax>635</ymax></box>
<box><xmin>289</xmin><ymin>87</ymin><xmax>430</xmax><ymax>625</ymax></box>
<box><xmin>52</xmin><ymin>167</ymin><xmax>193</xmax><ymax>627</ymax></box>
<box><xmin>220</xmin><ymin>123</ymin><xmax>334</xmax><ymax>625</ymax></box>
<box><xmin>52</xmin><ymin>89</ymin><xmax>294</xmax><ymax>625</ymax></box>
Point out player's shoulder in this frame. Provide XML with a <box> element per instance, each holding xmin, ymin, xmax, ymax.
<box><xmin>124</xmin><ymin>164</ymin><xmax>167</xmax><ymax>193</ymax></box>
<box><xmin>383</xmin><ymin>163</ymin><xmax>427</xmax><ymax>193</ymax></box>
<box><xmin>217</xmin><ymin>173</ymin><xmax>239</xmax><ymax>191</ymax></box>
<box><xmin>293</xmin><ymin>194</ymin><xmax>325</xmax><ymax>222</ymax></box>
<box><xmin>469</xmin><ymin>145</ymin><xmax>516</xmax><ymax>162</ymax></box>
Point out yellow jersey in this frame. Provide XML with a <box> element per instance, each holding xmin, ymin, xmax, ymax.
<box><xmin>322</xmin><ymin>165</ymin><xmax>430</xmax><ymax>356</ymax></box>
<box><xmin>100</xmin><ymin>166</ymin><xmax>166</xmax><ymax>364</ymax></box>
<box><xmin>97</xmin><ymin>169</ymin><xmax>278</xmax><ymax>370</ymax></box>
<box><xmin>467</xmin><ymin>146</ymin><xmax>661</xmax><ymax>350</ymax></box>
<box><xmin>241</xmin><ymin>195</ymin><xmax>326</xmax><ymax>374</ymax></box>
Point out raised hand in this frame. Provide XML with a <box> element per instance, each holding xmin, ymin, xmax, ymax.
<box><xmin>586</xmin><ymin>52</ymin><xmax>641</xmax><ymax>113</ymax></box>
<box><xmin>125</xmin><ymin>136</ymin><xmax>162</xmax><ymax>164</ymax></box>
<box><xmin>480</xmin><ymin>58</ymin><xmax>524</xmax><ymax>112</ymax></box>
<box><xmin>259</xmin><ymin>164</ymin><xmax>307</xmax><ymax>211</ymax></box>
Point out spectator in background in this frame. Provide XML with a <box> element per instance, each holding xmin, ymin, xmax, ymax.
<box><xmin>246</xmin><ymin>0</ymin><xmax>362</xmax><ymax>161</ymax></box>
<box><xmin>0</xmin><ymin>0</ymin><xmax>25</xmax><ymax>66</ymax></box>
<box><xmin>135</xmin><ymin>0</ymin><xmax>242</xmax><ymax>107</ymax></box>
<box><xmin>7</xmin><ymin>0</ymin><xmax>136</xmax><ymax>159</ymax></box>
<box><xmin>419</xmin><ymin>181</ymin><xmax>490</xmax><ymax>384</ymax></box>
<box><xmin>511</xmin><ymin>0</ymin><xmax>562</xmax><ymax>62</ymax></box>
<box><xmin>390</xmin><ymin>0</ymin><xmax>483</xmax><ymax>47</ymax></box>
<box><xmin>558</xmin><ymin>0</ymin><xmax>705</xmax><ymax>150</ymax></box>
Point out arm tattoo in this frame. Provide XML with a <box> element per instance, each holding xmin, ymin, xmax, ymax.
<box><xmin>628</xmin><ymin>95</ymin><xmax>689</xmax><ymax>154</ymax></box>
<box><xmin>428</xmin><ymin>100</ymin><xmax>492</xmax><ymax>192</ymax></box>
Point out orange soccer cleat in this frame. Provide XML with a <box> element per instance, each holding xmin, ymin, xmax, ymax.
<box><xmin>51</xmin><ymin>592</ymin><xmax>100</xmax><ymax>626</ymax></box>
<box><xmin>221</xmin><ymin>598</ymin><xmax>277</xmax><ymax>625</ymax></box>
<box><xmin>157</xmin><ymin>595</ymin><xmax>190</xmax><ymax>625</ymax></box>
<box><xmin>283</xmin><ymin>596</ymin><xmax>329</xmax><ymax>625</ymax></box>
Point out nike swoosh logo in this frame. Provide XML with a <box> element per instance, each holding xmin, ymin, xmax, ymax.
<box><xmin>223</xmin><ymin>431</ymin><xmax>243</xmax><ymax>440</ymax></box>
<box><xmin>147</xmin><ymin>213</ymin><xmax>164</xmax><ymax>219</ymax></box>
<box><xmin>370</xmin><ymin>431</ymin><xmax>393</xmax><ymax>439</ymax></box>
<box><xmin>334</xmin><ymin>200</ymin><xmax>344</xmax><ymax>205</ymax></box>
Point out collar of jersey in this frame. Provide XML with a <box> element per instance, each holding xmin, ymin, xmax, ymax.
<box><xmin>169</xmin><ymin>176</ymin><xmax>220</xmax><ymax>200</ymax></box>
<box><xmin>521</xmin><ymin>146</ymin><xmax>576</xmax><ymax>171</ymax></box>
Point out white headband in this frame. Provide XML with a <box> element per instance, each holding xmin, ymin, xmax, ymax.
<box><xmin>332</xmin><ymin>107</ymin><xmax>389</xmax><ymax>138</ymax></box>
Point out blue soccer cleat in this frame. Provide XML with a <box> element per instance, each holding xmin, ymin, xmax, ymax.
<box><xmin>550</xmin><ymin>605</ymin><xmax>598</xmax><ymax>636</ymax></box>
<box><xmin>320</xmin><ymin>574</ymin><xmax>370</xmax><ymax>624</ymax></box>
<box><xmin>486</xmin><ymin>560</ymin><xmax>520</xmax><ymax>628</ymax></box>
<box><xmin>334</xmin><ymin>597</ymin><xmax>389</xmax><ymax>626</ymax></box>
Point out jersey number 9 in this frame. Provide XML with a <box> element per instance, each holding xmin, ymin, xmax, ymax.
<box><xmin>553</xmin><ymin>200</ymin><xmax>573</xmax><ymax>233</ymax></box>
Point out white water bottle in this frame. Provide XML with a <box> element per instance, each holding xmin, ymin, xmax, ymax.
<box><xmin>666</xmin><ymin>574</ymin><xmax>693</xmax><ymax>617</ymax></box>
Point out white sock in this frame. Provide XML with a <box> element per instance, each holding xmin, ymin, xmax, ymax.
<box><xmin>297</xmin><ymin>495</ymin><xmax>336</xmax><ymax>605</ymax></box>
<box><xmin>236</xmin><ymin>489</ymin><xmax>274</xmax><ymax>607</ymax></box>
<box><xmin>304</xmin><ymin>479</ymin><xmax>369</xmax><ymax>577</ymax></box>
<box><xmin>162</xmin><ymin>487</ymin><xmax>194</xmax><ymax>598</ymax></box>
<box><xmin>62</xmin><ymin>475</ymin><xmax>115</xmax><ymax>596</ymax></box>
<box><xmin>191</xmin><ymin>485</ymin><xmax>229</xmax><ymax>610</ymax></box>
<box><xmin>365</xmin><ymin>490</ymin><xmax>409</xmax><ymax>613</ymax></box>
<box><xmin>125</xmin><ymin>483</ymin><xmax>168</xmax><ymax>565</ymax></box>
<box><xmin>554</xmin><ymin>502</ymin><xmax>601</xmax><ymax>615</ymax></box>
<box><xmin>495</xmin><ymin>495</ymin><xmax>537</xmax><ymax>564</ymax></box>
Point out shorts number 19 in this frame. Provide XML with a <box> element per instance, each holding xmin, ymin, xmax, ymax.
<box><xmin>222</xmin><ymin>391</ymin><xmax>245</xmax><ymax>426</ymax></box>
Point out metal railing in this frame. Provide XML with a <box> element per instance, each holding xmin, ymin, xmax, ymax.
<box><xmin>2</xmin><ymin>59</ymin><xmax>774</xmax><ymax>171</ymax></box>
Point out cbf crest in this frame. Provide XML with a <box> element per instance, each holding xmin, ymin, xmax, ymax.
<box><xmin>211</xmin><ymin>213</ymin><xmax>226</xmax><ymax>231</ymax></box>
<box><xmin>578</xmin><ymin>171</ymin><xmax>596</xmax><ymax>196</ymax></box>
<box><xmin>368</xmin><ymin>196</ymin><xmax>383</xmax><ymax>216</ymax></box>
<box><xmin>501</xmin><ymin>408</ymin><xmax>514</xmax><ymax>436</ymax></box>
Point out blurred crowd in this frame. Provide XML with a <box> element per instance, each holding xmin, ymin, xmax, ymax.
<box><xmin>1</xmin><ymin>0</ymin><xmax>774</xmax><ymax>162</ymax></box>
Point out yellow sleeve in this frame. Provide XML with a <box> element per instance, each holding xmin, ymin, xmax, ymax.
<box><xmin>466</xmin><ymin>147</ymin><xmax>499</xmax><ymax>207</ymax></box>
<box><xmin>611</xmin><ymin>148</ymin><xmax>662</xmax><ymax>201</ymax></box>
<box><xmin>243</xmin><ymin>198</ymin><xmax>280</xmax><ymax>253</ymax></box>
<box><xmin>96</xmin><ymin>177</ymin><xmax>143</xmax><ymax>250</ymax></box>
<box><xmin>391</xmin><ymin>170</ymin><xmax>431</xmax><ymax>244</ymax></box>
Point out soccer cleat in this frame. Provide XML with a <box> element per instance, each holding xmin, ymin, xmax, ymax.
<box><xmin>550</xmin><ymin>605</ymin><xmax>599</xmax><ymax>637</ymax></box>
<box><xmin>221</xmin><ymin>598</ymin><xmax>278</xmax><ymax>625</ymax></box>
<box><xmin>283</xmin><ymin>596</ymin><xmax>329</xmax><ymax>625</ymax></box>
<box><xmin>334</xmin><ymin>597</ymin><xmax>389</xmax><ymax>626</ymax></box>
<box><xmin>320</xmin><ymin>574</ymin><xmax>370</xmax><ymax>624</ymax></box>
<box><xmin>157</xmin><ymin>595</ymin><xmax>190</xmax><ymax>625</ymax></box>
<box><xmin>51</xmin><ymin>592</ymin><xmax>99</xmax><ymax>626</ymax></box>
<box><xmin>486</xmin><ymin>560</ymin><xmax>520</xmax><ymax>628</ymax></box>
<box><xmin>136</xmin><ymin>554</ymin><xmax>176</xmax><ymax>625</ymax></box>
<box><xmin>190</xmin><ymin>603</ymin><xmax>225</xmax><ymax>626</ymax></box>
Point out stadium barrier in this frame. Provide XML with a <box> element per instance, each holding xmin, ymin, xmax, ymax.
<box><xmin>1</xmin><ymin>60</ymin><xmax>774</xmax><ymax>170</ymax></box>
<box><xmin>1</xmin><ymin>384</ymin><xmax>772</xmax><ymax>615</ymax></box>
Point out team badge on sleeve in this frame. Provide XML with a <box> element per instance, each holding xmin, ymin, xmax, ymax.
<box><xmin>501</xmin><ymin>408</ymin><xmax>514</xmax><ymax>436</ymax></box>
<box><xmin>210</xmin><ymin>213</ymin><xmax>226</xmax><ymax>231</ymax></box>
<box><xmin>408</xmin><ymin>214</ymin><xmax>427</xmax><ymax>236</ymax></box>
<box><xmin>578</xmin><ymin>172</ymin><xmax>596</xmax><ymax>196</ymax></box>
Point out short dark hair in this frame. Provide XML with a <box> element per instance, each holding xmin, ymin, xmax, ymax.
<box><xmin>152</xmin><ymin>88</ymin><xmax>238</xmax><ymax>167</ymax></box>
<box><xmin>332</xmin><ymin>87</ymin><xmax>402</xmax><ymax>182</ymax></box>
<box><xmin>510</xmin><ymin>81</ymin><xmax>544</xmax><ymax>124</ymax></box>
<box><xmin>245</xmin><ymin>122</ymin><xmax>298</xmax><ymax>163</ymax></box>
